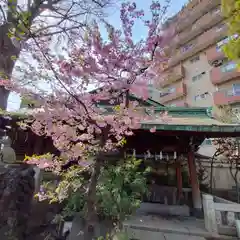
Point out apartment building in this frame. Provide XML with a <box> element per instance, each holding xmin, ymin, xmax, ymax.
<box><xmin>152</xmin><ymin>0</ymin><xmax>240</xmax><ymax>112</ymax></box>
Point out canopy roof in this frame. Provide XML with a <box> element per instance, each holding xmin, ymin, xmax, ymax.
<box><xmin>2</xmin><ymin>94</ymin><xmax>240</xmax><ymax>137</ymax></box>
<box><xmin>140</xmin><ymin>106</ymin><xmax>240</xmax><ymax>135</ymax></box>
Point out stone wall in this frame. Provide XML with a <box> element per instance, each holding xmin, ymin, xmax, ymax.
<box><xmin>0</xmin><ymin>164</ymin><xmax>63</xmax><ymax>239</ymax></box>
<box><xmin>0</xmin><ymin>164</ymin><xmax>35</xmax><ymax>239</ymax></box>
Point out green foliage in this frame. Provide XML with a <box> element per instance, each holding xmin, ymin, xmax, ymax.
<box><xmin>222</xmin><ymin>0</ymin><xmax>240</xmax><ymax>64</ymax></box>
<box><xmin>62</xmin><ymin>190</ymin><xmax>85</xmax><ymax>218</ymax></box>
<box><xmin>60</xmin><ymin>157</ymin><xmax>149</xmax><ymax>222</ymax></box>
<box><xmin>43</xmin><ymin>165</ymin><xmax>85</xmax><ymax>205</ymax></box>
<box><xmin>97</xmin><ymin>231</ymin><xmax>130</xmax><ymax>240</ymax></box>
<box><xmin>20</xmin><ymin>96</ymin><xmax>37</xmax><ymax>108</ymax></box>
<box><xmin>96</xmin><ymin>158</ymin><xmax>150</xmax><ymax>221</ymax></box>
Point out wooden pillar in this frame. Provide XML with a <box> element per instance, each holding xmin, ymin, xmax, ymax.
<box><xmin>176</xmin><ymin>161</ymin><xmax>183</xmax><ymax>200</ymax></box>
<box><xmin>188</xmin><ymin>150</ymin><xmax>202</xmax><ymax>217</ymax></box>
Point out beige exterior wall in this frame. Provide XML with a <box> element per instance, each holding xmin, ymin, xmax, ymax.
<box><xmin>156</xmin><ymin>1</ymin><xmax>240</xmax><ymax>109</ymax></box>
<box><xmin>197</xmin><ymin>143</ymin><xmax>239</xmax><ymax>190</ymax></box>
<box><xmin>199</xmin><ymin>159</ymin><xmax>239</xmax><ymax>190</ymax></box>
<box><xmin>184</xmin><ymin>52</ymin><xmax>216</xmax><ymax>107</ymax></box>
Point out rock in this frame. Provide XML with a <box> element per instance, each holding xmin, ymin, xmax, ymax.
<box><xmin>0</xmin><ymin>164</ymin><xmax>35</xmax><ymax>239</ymax></box>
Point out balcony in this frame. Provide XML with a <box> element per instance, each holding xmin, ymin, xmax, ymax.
<box><xmin>169</xmin><ymin>101</ymin><xmax>188</xmax><ymax>107</ymax></box>
<box><xmin>168</xmin><ymin>24</ymin><xmax>227</xmax><ymax>68</ymax></box>
<box><xmin>174</xmin><ymin>7</ymin><xmax>223</xmax><ymax>47</ymax></box>
<box><xmin>213</xmin><ymin>89</ymin><xmax>240</xmax><ymax>105</ymax></box>
<box><xmin>210</xmin><ymin>62</ymin><xmax>240</xmax><ymax>85</ymax></box>
<box><xmin>176</xmin><ymin>0</ymin><xmax>221</xmax><ymax>33</ymax></box>
<box><xmin>160</xmin><ymin>83</ymin><xmax>187</xmax><ymax>104</ymax></box>
<box><xmin>176</xmin><ymin>101</ymin><xmax>188</xmax><ymax>107</ymax></box>
<box><xmin>206</xmin><ymin>34</ymin><xmax>238</xmax><ymax>65</ymax></box>
<box><xmin>206</xmin><ymin>46</ymin><xmax>225</xmax><ymax>65</ymax></box>
<box><xmin>159</xmin><ymin>65</ymin><xmax>185</xmax><ymax>88</ymax></box>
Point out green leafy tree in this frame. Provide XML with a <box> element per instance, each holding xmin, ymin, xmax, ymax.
<box><xmin>222</xmin><ymin>0</ymin><xmax>240</xmax><ymax>64</ymax></box>
<box><xmin>40</xmin><ymin>157</ymin><xmax>149</xmax><ymax>237</ymax></box>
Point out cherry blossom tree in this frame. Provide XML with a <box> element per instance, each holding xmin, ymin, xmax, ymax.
<box><xmin>212</xmin><ymin>138</ymin><xmax>240</xmax><ymax>201</ymax></box>
<box><xmin>0</xmin><ymin>0</ymin><xmax>114</xmax><ymax>110</ymax></box>
<box><xmin>5</xmin><ymin>1</ymin><xmax>174</xmax><ymax>238</ymax></box>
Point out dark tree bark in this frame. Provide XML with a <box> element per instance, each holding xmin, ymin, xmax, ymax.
<box><xmin>84</xmin><ymin>160</ymin><xmax>101</xmax><ymax>240</ymax></box>
<box><xmin>0</xmin><ymin>24</ymin><xmax>20</xmax><ymax>110</ymax></box>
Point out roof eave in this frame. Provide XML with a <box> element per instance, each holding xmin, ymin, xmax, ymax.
<box><xmin>140</xmin><ymin>123</ymin><xmax>240</xmax><ymax>135</ymax></box>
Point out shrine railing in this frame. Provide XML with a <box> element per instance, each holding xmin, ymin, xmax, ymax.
<box><xmin>203</xmin><ymin>194</ymin><xmax>240</xmax><ymax>237</ymax></box>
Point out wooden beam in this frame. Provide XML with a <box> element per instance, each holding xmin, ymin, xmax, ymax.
<box><xmin>176</xmin><ymin>161</ymin><xmax>183</xmax><ymax>200</ymax></box>
<box><xmin>188</xmin><ymin>150</ymin><xmax>202</xmax><ymax>217</ymax></box>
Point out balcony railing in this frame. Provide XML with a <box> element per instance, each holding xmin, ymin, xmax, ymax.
<box><xmin>175</xmin><ymin>0</ymin><xmax>221</xmax><ymax>33</ymax></box>
<box><xmin>213</xmin><ymin>89</ymin><xmax>240</xmax><ymax>105</ymax></box>
<box><xmin>169</xmin><ymin>101</ymin><xmax>188</xmax><ymax>107</ymax></box>
<box><xmin>210</xmin><ymin>62</ymin><xmax>240</xmax><ymax>85</ymax></box>
<box><xmin>168</xmin><ymin>24</ymin><xmax>227</xmax><ymax>68</ymax></box>
<box><xmin>206</xmin><ymin>46</ymin><xmax>225</xmax><ymax>65</ymax></box>
<box><xmin>174</xmin><ymin>7</ymin><xmax>223</xmax><ymax>47</ymax></box>
<box><xmin>159</xmin><ymin>65</ymin><xmax>185</xmax><ymax>88</ymax></box>
<box><xmin>206</xmin><ymin>34</ymin><xmax>238</xmax><ymax>65</ymax></box>
<box><xmin>160</xmin><ymin>83</ymin><xmax>187</xmax><ymax>104</ymax></box>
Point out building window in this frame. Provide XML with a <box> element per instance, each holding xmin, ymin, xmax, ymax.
<box><xmin>192</xmin><ymin>71</ymin><xmax>206</xmax><ymax>82</ymax></box>
<box><xmin>194</xmin><ymin>95</ymin><xmax>201</xmax><ymax>101</ymax></box>
<box><xmin>168</xmin><ymin>87</ymin><xmax>175</xmax><ymax>93</ymax></box>
<box><xmin>194</xmin><ymin>92</ymin><xmax>209</xmax><ymax>101</ymax></box>
<box><xmin>216</xmin><ymin>34</ymin><xmax>238</xmax><ymax>52</ymax></box>
<box><xmin>220</xmin><ymin>61</ymin><xmax>237</xmax><ymax>73</ymax></box>
<box><xmin>160</xmin><ymin>87</ymin><xmax>176</xmax><ymax>97</ymax></box>
<box><xmin>201</xmin><ymin>92</ymin><xmax>209</xmax><ymax>98</ymax></box>
<box><xmin>233</xmin><ymin>83</ymin><xmax>240</xmax><ymax>96</ymax></box>
<box><xmin>181</xmin><ymin>42</ymin><xmax>194</xmax><ymax>53</ymax></box>
<box><xmin>190</xmin><ymin>55</ymin><xmax>200</xmax><ymax>63</ymax></box>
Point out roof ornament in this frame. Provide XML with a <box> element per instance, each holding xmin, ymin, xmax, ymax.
<box><xmin>0</xmin><ymin>135</ymin><xmax>16</xmax><ymax>165</ymax></box>
<box><xmin>206</xmin><ymin>107</ymin><xmax>213</xmax><ymax>118</ymax></box>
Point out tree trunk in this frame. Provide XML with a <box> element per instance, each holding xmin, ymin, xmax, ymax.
<box><xmin>0</xmin><ymin>87</ymin><xmax>10</xmax><ymax>110</ymax></box>
<box><xmin>210</xmin><ymin>155</ymin><xmax>215</xmax><ymax>194</ymax></box>
<box><xmin>84</xmin><ymin>160</ymin><xmax>101</xmax><ymax>240</ymax></box>
<box><xmin>0</xmin><ymin>24</ymin><xmax>20</xmax><ymax>110</ymax></box>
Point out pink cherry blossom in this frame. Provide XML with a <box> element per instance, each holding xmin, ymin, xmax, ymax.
<box><xmin>6</xmin><ymin>1</ymin><xmax>174</xmax><ymax>173</ymax></box>
<box><xmin>150</xmin><ymin>126</ymin><xmax>156</xmax><ymax>133</ymax></box>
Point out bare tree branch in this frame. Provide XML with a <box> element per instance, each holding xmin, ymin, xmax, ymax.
<box><xmin>7</xmin><ymin>0</ymin><xmax>18</xmax><ymax>23</ymax></box>
<box><xmin>0</xmin><ymin>5</ymin><xmax>7</xmax><ymax>22</ymax></box>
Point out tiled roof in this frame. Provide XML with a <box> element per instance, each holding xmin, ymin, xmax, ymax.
<box><xmin>141</xmin><ymin>115</ymin><xmax>240</xmax><ymax>134</ymax></box>
<box><xmin>141</xmin><ymin>116</ymin><xmax>234</xmax><ymax>126</ymax></box>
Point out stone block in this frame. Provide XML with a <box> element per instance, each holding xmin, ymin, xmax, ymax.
<box><xmin>137</xmin><ymin>203</ymin><xmax>190</xmax><ymax>217</ymax></box>
<box><xmin>235</xmin><ymin>219</ymin><xmax>240</xmax><ymax>238</ymax></box>
<box><xmin>68</xmin><ymin>215</ymin><xmax>115</xmax><ymax>240</ymax></box>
